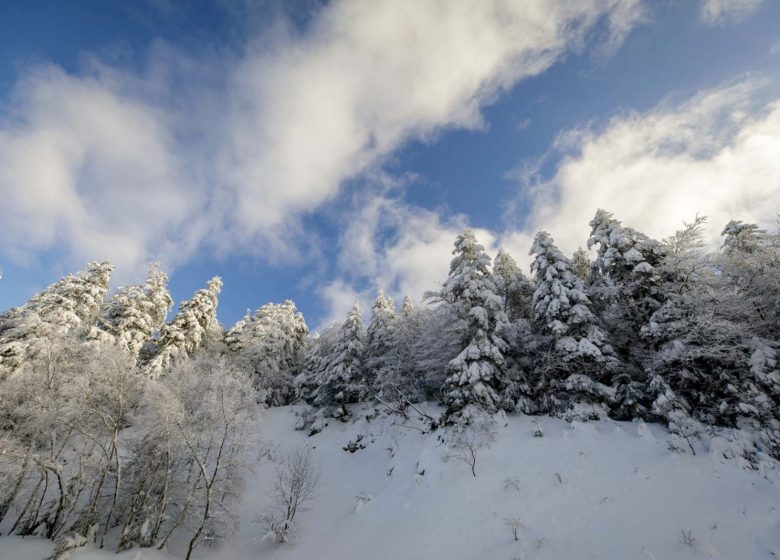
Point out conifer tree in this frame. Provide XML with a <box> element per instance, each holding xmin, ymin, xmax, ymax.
<box><xmin>365</xmin><ymin>291</ymin><xmax>397</xmax><ymax>396</ymax></box>
<box><xmin>0</xmin><ymin>261</ymin><xmax>113</xmax><ymax>377</ymax></box>
<box><xmin>315</xmin><ymin>303</ymin><xmax>366</xmax><ymax>409</ymax></box>
<box><xmin>88</xmin><ymin>263</ymin><xmax>173</xmax><ymax>361</ymax></box>
<box><xmin>437</xmin><ymin>230</ymin><xmax>510</xmax><ymax>418</ymax></box>
<box><xmin>227</xmin><ymin>300</ymin><xmax>308</xmax><ymax>405</ymax></box>
<box><xmin>143</xmin><ymin>277</ymin><xmax>222</xmax><ymax>378</ymax></box>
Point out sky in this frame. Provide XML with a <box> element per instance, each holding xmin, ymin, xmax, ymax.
<box><xmin>1</xmin><ymin>0</ymin><xmax>779</xmax><ymax>330</ymax></box>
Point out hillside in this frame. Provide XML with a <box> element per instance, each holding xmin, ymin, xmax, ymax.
<box><xmin>4</xmin><ymin>405</ymin><xmax>780</xmax><ymax>560</ymax></box>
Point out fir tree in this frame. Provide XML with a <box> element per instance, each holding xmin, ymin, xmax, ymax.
<box><xmin>315</xmin><ymin>303</ymin><xmax>366</xmax><ymax>409</ymax></box>
<box><xmin>365</xmin><ymin>291</ymin><xmax>397</xmax><ymax>396</ymax></box>
<box><xmin>227</xmin><ymin>300</ymin><xmax>308</xmax><ymax>405</ymax></box>
<box><xmin>143</xmin><ymin>276</ymin><xmax>223</xmax><ymax>378</ymax></box>
<box><xmin>0</xmin><ymin>261</ymin><xmax>113</xmax><ymax>377</ymax></box>
<box><xmin>88</xmin><ymin>263</ymin><xmax>173</xmax><ymax>361</ymax></box>
<box><xmin>437</xmin><ymin>230</ymin><xmax>510</xmax><ymax>418</ymax></box>
<box><xmin>529</xmin><ymin>231</ymin><xmax>614</xmax><ymax>418</ymax></box>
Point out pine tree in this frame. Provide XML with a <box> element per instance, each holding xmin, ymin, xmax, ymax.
<box><xmin>437</xmin><ymin>230</ymin><xmax>510</xmax><ymax>418</ymax></box>
<box><xmin>529</xmin><ymin>231</ymin><xmax>615</xmax><ymax>418</ymax></box>
<box><xmin>530</xmin><ymin>231</ymin><xmax>608</xmax><ymax>361</ymax></box>
<box><xmin>143</xmin><ymin>277</ymin><xmax>223</xmax><ymax>378</ymax></box>
<box><xmin>88</xmin><ymin>263</ymin><xmax>173</xmax><ymax>361</ymax></box>
<box><xmin>491</xmin><ymin>248</ymin><xmax>533</xmax><ymax>322</ymax></box>
<box><xmin>226</xmin><ymin>300</ymin><xmax>308</xmax><ymax>406</ymax></box>
<box><xmin>365</xmin><ymin>291</ymin><xmax>397</xmax><ymax>397</ymax></box>
<box><xmin>315</xmin><ymin>303</ymin><xmax>366</xmax><ymax>410</ymax></box>
<box><xmin>571</xmin><ymin>247</ymin><xmax>592</xmax><ymax>283</ymax></box>
<box><xmin>587</xmin><ymin>209</ymin><xmax>666</xmax><ymax>323</ymax></box>
<box><xmin>490</xmin><ymin>248</ymin><xmax>536</xmax><ymax>412</ymax></box>
<box><xmin>0</xmin><ymin>261</ymin><xmax>113</xmax><ymax>377</ymax></box>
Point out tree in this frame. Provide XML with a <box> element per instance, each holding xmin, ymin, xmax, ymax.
<box><xmin>365</xmin><ymin>291</ymin><xmax>397</xmax><ymax>396</ymax></box>
<box><xmin>88</xmin><ymin>263</ymin><xmax>173</xmax><ymax>361</ymax></box>
<box><xmin>262</xmin><ymin>447</ymin><xmax>321</xmax><ymax>543</ymax></box>
<box><xmin>143</xmin><ymin>277</ymin><xmax>223</xmax><ymax>378</ymax></box>
<box><xmin>0</xmin><ymin>261</ymin><xmax>113</xmax><ymax>377</ymax></box>
<box><xmin>226</xmin><ymin>300</ymin><xmax>309</xmax><ymax>406</ymax></box>
<box><xmin>435</xmin><ymin>230</ymin><xmax>510</xmax><ymax>418</ymax></box>
<box><xmin>717</xmin><ymin>220</ymin><xmax>780</xmax><ymax>337</ymax></box>
<box><xmin>530</xmin><ymin>231</ymin><xmax>610</xmax><ymax>362</ymax></box>
<box><xmin>314</xmin><ymin>303</ymin><xmax>366</xmax><ymax>409</ymax></box>
<box><xmin>529</xmin><ymin>231</ymin><xmax>614</xmax><ymax>418</ymax></box>
<box><xmin>491</xmin><ymin>248</ymin><xmax>533</xmax><ymax>322</ymax></box>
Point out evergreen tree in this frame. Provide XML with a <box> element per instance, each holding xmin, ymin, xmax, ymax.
<box><xmin>315</xmin><ymin>303</ymin><xmax>366</xmax><ymax>409</ymax></box>
<box><xmin>88</xmin><ymin>263</ymin><xmax>173</xmax><ymax>361</ymax></box>
<box><xmin>529</xmin><ymin>231</ymin><xmax>615</xmax><ymax>418</ymax></box>
<box><xmin>226</xmin><ymin>300</ymin><xmax>308</xmax><ymax>406</ymax></box>
<box><xmin>0</xmin><ymin>261</ymin><xmax>113</xmax><ymax>377</ymax></box>
<box><xmin>490</xmin><ymin>248</ymin><xmax>536</xmax><ymax>412</ymax></box>
<box><xmin>143</xmin><ymin>277</ymin><xmax>222</xmax><ymax>378</ymax></box>
<box><xmin>571</xmin><ymin>247</ymin><xmax>592</xmax><ymax>283</ymax></box>
<box><xmin>437</xmin><ymin>230</ymin><xmax>510</xmax><ymax>418</ymax></box>
<box><xmin>491</xmin><ymin>248</ymin><xmax>533</xmax><ymax>322</ymax></box>
<box><xmin>530</xmin><ymin>231</ymin><xmax>608</xmax><ymax>361</ymax></box>
<box><xmin>365</xmin><ymin>291</ymin><xmax>397</xmax><ymax>396</ymax></box>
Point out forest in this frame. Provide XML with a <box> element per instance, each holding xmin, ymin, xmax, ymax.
<box><xmin>0</xmin><ymin>208</ymin><xmax>779</xmax><ymax>559</ymax></box>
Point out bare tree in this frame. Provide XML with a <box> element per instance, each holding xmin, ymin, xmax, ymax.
<box><xmin>444</xmin><ymin>411</ymin><xmax>496</xmax><ymax>478</ymax></box>
<box><xmin>263</xmin><ymin>446</ymin><xmax>321</xmax><ymax>543</ymax></box>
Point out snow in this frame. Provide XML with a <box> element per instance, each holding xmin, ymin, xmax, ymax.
<box><xmin>3</xmin><ymin>405</ymin><xmax>780</xmax><ymax>560</ymax></box>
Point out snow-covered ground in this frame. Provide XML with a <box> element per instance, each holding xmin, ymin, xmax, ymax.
<box><xmin>5</xmin><ymin>405</ymin><xmax>780</xmax><ymax>559</ymax></box>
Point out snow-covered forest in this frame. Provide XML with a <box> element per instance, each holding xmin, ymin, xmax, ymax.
<box><xmin>1</xmin><ymin>209</ymin><xmax>780</xmax><ymax>559</ymax></box>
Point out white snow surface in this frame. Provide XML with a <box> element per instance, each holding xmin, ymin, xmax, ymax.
<box><xmin>4</xmin><ymin>404</ymin><xmax>780</xmax><ymax>559</ymax></box>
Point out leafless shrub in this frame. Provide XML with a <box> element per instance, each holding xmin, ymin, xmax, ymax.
<box><xmin>506</xmin><ymin>517</ymin><xmax>526</xmax><ymax>541</ymax></box>
<box><xmin>680</xmin><ymin>528</ymin><xmax>696</xmax><ymax>547</ymax></box>
<box><xmin>443</xmin><ymin>413</ymin><xmax>496</xmax><ymax>478</ymax></box>
<box><xmin>262</xmin><ymin>447</ymin><xmax>321</xmax><ymax>543</ymax></box>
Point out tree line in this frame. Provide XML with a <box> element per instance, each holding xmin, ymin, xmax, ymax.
<box><xmin>0</xmin><ymin>208</ymin><xmax>779</xmax><ymax>556</ymax></box>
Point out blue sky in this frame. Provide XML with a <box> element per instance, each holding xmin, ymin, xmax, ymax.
<box><xmin>1</xmin><ymin>0</ymin><xmax>779</xmax><ymax>330</ymax></box>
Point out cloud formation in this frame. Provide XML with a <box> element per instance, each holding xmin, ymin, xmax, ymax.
<box><xmin>316</xmin><ymin>189</ymin><xmax>501</xmax><ymax>328</ymax></box>
<box><xmin>699</xmin><ymin>0</ymin><xmax>763</xmax><ymax>24</ymax></box>
<box><xmin>0</xmin><ymin>0</ymin><xmax>644</xmax><ymax>281</ymax></box>
<box><xmin>510</xmin><ymin>80</ymin><xmax>780</xmax><ymax>262</ymax></box>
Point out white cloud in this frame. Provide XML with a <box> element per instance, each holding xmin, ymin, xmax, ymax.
<box><xmin>771</xmin><ymin>38</ymin><xmax>780</xmax><ymax>55</ymax></box>
<box><xmin>509</xmin><ymin>79</ymin><xmax>780</xmax><ymax>262</ymax></box>
<box><xmin>699</xmin><ymin>0</ymin><xmax>763</xmax><ymax>24</ymax></box>
<box><xmin>318</xmin><ymin>191</ymin><xmax>498</xmax><ymax>328</ymax></box>
<box><xmin>0</xmin><ymin>61</ymin><xmax>209</xmax><ymax>279</ymax></box>
<box><xmin>0</xmin><ymin>0</ymin><xmax>644</xmax><ymax>281</ymax></box>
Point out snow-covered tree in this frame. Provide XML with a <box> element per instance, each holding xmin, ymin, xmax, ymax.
<box><xmin>226</xmin><ymin>300</ymin><xmax>308</xmax><ymax>405</ymax></box>
<box><xmin>490</xmin><ymin>248</ymin><xmax>536</xmax><ymax>412</ymax></box>
<box><xmin>491</xmin><ymin>248</ymin><xmax>533</xmax><ymax>321</ymax></box>
<box><xmin>314</xmin><ymin>303</ymin><xmax>366</xmax><ymax>409</ymax></box>
<box><xmin>0</xmin><ymin>261</ymin><xmax>113</xmax><ymax>377</ymax></box>
<box><xmin>88</xmin><ymin>263</ymin><xmax>173</xmax><ymax>361</ymax></box>
<box><xmin>435</xmin><ymin>230</ymin><xmax>510</xmax><ymax>418</ymax></box>
<box><xmin>386</xmin><ymin>296</ymin><xmax>431</xmax><ymax>401</ymax></box>
<box><xmin>143</xmin><ymin>277</ymin><xmax>223</xmax><ymax>378</ymax></box>
<box><xmin>530</xmin><ymin>231</ymin><xmax>609</xmax><ymax>362</ymax></box>
<box><xmin>717</xmin><ymin>220</ymin><xmax>780</xmax><ymax>337</ymax></box>
<box><xmin>529</xmin><ymin>231</ymin><xmax>616</xmax><ymax>418</ymax></box>
<box><xmin>364</xmin><ymin>291</ymin><xmax>397</xmax><ymax>396</ymax></box>
<box><xmin>572</xmin><ymin>247</ymin><xmax>592</xmax><ymax>283</ymax></box>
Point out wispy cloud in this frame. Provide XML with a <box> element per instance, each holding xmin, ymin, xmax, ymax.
<box><xmin>507</xmin><ymin>79</ymin><xmax>780</xmax><ymax>263</ymax></box>
<box><xmin>699</xmin><ymin>0</ymin><xmax>763</xmax><ymax>24</ymax></box>
<box><xmin>0</xmin><ymin>0</ymin><xmax>644</xmax><ymax>282</ymax></box>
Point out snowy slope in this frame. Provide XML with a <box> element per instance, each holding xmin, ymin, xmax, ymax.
<box><xmin>5</xmin><ymin>405</ymin><xmax>780</xmax><ymax>560</ymax></box>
